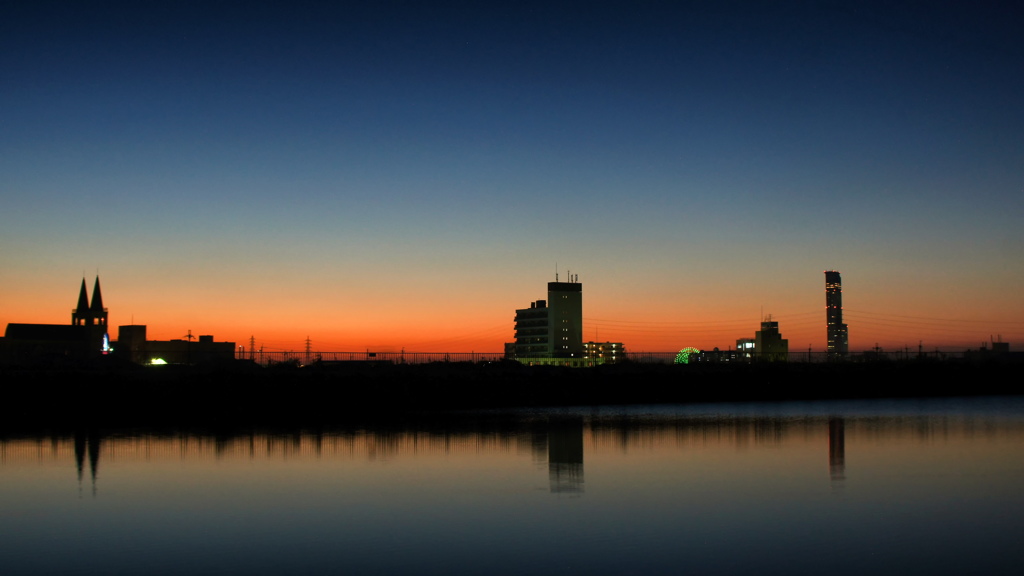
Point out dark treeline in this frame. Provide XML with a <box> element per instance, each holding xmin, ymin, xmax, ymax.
<box><xmin>1</xmin><ymin>359</ymin><xmax>1020</xmax><ymax>432</ymax></box>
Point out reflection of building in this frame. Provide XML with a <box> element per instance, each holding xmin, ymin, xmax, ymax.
<box><xmin>511</xmin><ymin>276</ymin><xmax>586</xmax><ymax>363</ymax></box>
<box><xmin>754</xmin><ymin>317</ymin><xmax>788</xmax><ymax>361</ymax></box>
<box><xmin>828</xmin><ymin>417</ymin><xmax>845</xmax><ymax>481</ymax></box>
<box><xmin>825</xmin><ymin>271</ymin><xmax>849</xmax><ymax>357</ymax></box>
<box><xmin>2</xmin><ymin>277</ymin><xmax>110</xmax><ymax>365</ymax></box>
<box><xmin>74</xmin><ymin>430</ymin><xmax>102</xmax><ymax>496</ymax></box>
<box><xmin>116</xmin><ymin>325</ymin><xmax>235</xmax><ymax>365</ymax></box>
<box><xmin>548</xmin><ymin>417</ymin><xmax>584</xmax><ymax>494</ymax></box>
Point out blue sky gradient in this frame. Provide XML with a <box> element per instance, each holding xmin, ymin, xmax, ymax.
<box><xmin>3</xmin><ymin>1</ymin><xmax>1023</xmax><ymax>351</ymax></box>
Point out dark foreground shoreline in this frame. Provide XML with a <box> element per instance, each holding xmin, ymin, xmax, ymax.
<box><xmin>2</xmin><ymin>359</ymin><xmax>1020</xmax><ymax>431</ymax></box>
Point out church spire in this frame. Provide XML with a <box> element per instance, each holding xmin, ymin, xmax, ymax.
<box><xmin>89</xmin><ymin>276</ymin><xmax>108</xmax><ymax>327</ymax></box>
<box><xmin>76</xmin><ymin>278</ymin><xmax>89</xmax><ymax>313</ymax></box>
<box><xmin>73</xmin><ymin>278</ymin><xmax>90</xmax><ymax>325</ymax></box>
<box><xmin>90</xmin><ymin>276</ymin><xmax>104</xmax><ymax>313</ymax></box>
<box><xmin>71</xmin><ymin>276</ymin><xmax>108</xmax><ymax>327</ymax></box>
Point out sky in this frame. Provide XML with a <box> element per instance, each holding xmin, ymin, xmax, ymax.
<box><xmin>2</xmin><ymin>0</ymin><xmax>1023</xmax><ymax>353</ymax></box>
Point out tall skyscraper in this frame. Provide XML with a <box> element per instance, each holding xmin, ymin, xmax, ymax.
<box><xmin>825</xmin><ymin>271</ymin><xmax>848</xmax><ymax>357</ymax></box>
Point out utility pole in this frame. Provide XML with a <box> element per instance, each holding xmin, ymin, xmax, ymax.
<box><xmin>184</xmin><ymin>329</ymin><xmax>195</xmax><ymax>365</ymax></box>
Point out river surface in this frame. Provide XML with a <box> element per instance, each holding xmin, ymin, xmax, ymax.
<box><xmin>2</xmin><ymin>397</ymin><xmax>1023</xmax><ymax>575</ymax></box>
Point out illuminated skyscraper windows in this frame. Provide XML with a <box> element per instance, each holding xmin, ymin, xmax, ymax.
<box><xmin>825</xmin><ymin>271</ymin><xmax>849</xmax><ymax>357</ymax></box>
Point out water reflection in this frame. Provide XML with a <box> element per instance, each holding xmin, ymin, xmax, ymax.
<box><xmin>2</xmin><ymin>399</ymin><xmax>1024</xmax><ymax>576</ymax></box>
<box><xmin>72</xmin><ymin>430</ymin><xmax>101</xmax><ymax>496</ymax></box>
<box><xmin>4</xmin><ymin>404</ymin><xmax>1021</xmax><ymax>494</ymax></box>
<box><xmin>547</xmin><ymin>417</ymin><xmax>585</xmax><ymax>494</ymax></box>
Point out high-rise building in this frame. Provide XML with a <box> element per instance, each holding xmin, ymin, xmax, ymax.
<box><xmin>825</xmin><ymin>270</ymin><xmax>849</xmax><ymax>357</ymax></box>
<box><xmin>513</xmin><ymin>275</ymin><xmax>583</xmax><ymax>359</ymax></box>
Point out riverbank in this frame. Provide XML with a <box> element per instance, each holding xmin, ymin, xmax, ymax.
<box><xmin>2</xmin><ymin>359</ymin><xmax>1019</xmax><ymax>430</ymax></box>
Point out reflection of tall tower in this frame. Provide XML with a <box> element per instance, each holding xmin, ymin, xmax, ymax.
<box><xmin>824</xmin><ymin>271</ymin><xmax>848</xmax><ymax>357</ymax></box>
<box><xmin>828</xmin><ymin>417</ymin><xmax>845</xmax><ymax>481</ymax></box>
<box><xmin>548</xmin><ymin>417</ymin><xmax>584</xmax><ymax>494</ymax></box>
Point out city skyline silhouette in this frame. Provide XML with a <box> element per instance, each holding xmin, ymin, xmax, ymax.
<box><xmin>2</xmin><ymin>2</ymin><xmax>1022</xmax><ymax>353</ymax></box>
<box><xmin>2</xmin><ymin>271</ymin><xmax>1019</xmax><ymax>362</ymax></box>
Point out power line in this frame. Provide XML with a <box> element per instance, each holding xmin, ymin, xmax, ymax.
<box><xmin>846</xmin><ymin>309</ymin><xmax>1024</xmax><ymax>325</ymax></box>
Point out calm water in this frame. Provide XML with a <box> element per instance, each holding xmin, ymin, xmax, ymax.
<box><xmin>2</xmin><ymin>397</ymin><xmax>1023</xmax><ymax>575</ymax></box>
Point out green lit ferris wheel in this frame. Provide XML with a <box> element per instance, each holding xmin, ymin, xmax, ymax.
<box><xmin>674</xmin><ymin>347</ymin><xmax>701</xmax><ymax>364</ymax></box>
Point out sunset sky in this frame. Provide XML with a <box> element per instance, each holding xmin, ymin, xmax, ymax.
<box><xmin>2</xmin><ymin>1</ymin><xmax>1022</xmax><ymax>353</ymax></box>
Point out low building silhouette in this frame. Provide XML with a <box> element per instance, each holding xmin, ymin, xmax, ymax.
<box><xmin>583</xmin><ymin>341</ymin><xmax>625</xmax><ymax>364</ymax></box>
<box><xmin>736</xmin><ymin>338</ymin><xmax>755</xmax><ymax>360</ymax></box>
<box><xmin>0</xmin><ymin>276</ymin><xmax>235</xmax><ymax>366</ymax></box>
<box><xmin>513</xmin><ymin>298</ymin><xmax>550</xmax><ymax>357</ymax></box>
<box><xmin>754</xmin><ymin>316</ymin><xmax>789</xmax><ymax>361</ymax></box>
<box><xmin>116</xmin><ymin>325</ymin><xmax>235</xmax><ymax>365</ymax></box>
<box><xmin>2</xmin><ymin>277</ymin><xmax>110</xmax><ymax>365</ymax></box>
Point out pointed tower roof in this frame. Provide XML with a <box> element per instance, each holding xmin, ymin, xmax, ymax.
<box><xmin>76</xmin><ymin>278</ymin><xmax>90</xmax><ymax>313</ymax></box>
<box><xmin>90</xmin><ymin>276</ymin><xmax>104</xmax><ymax>312</ymax></box>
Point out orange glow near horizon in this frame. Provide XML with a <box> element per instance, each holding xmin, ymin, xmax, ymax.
<box><xmin>3</xmin><ymin>273</ymin><xmax>1023</xmax><ymax>355</ymax></box>
<box><xmin>4</xmin><ymin>2</ymin><xmax>1023</xmax><ymax>363</ymax></box>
